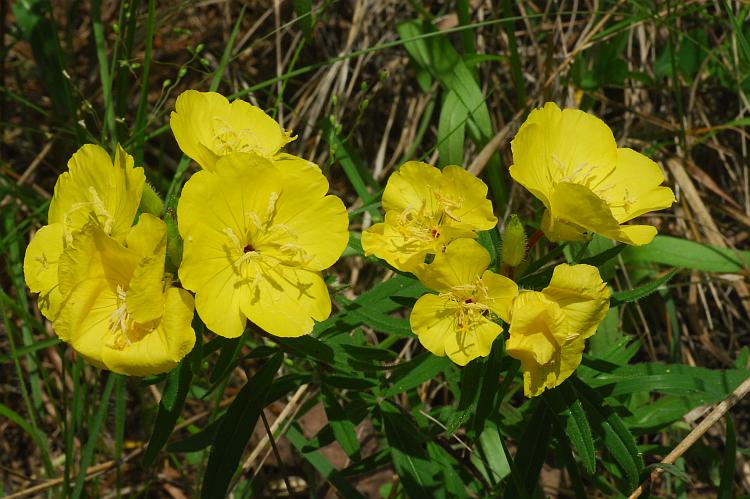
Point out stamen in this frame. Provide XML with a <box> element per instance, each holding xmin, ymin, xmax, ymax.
<box><xmin>223</xmin><ymin>227</ymin><xmax>243</xmax><ymax>249</ymax></box>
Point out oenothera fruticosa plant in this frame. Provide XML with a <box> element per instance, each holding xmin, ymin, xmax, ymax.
<box><xmin>24</xmin><ymin>93</ymin><xmax>674</xmax><ymax>394</ymax></box>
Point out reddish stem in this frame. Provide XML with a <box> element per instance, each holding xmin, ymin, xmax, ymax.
<box><xmin>527</xmin><ymin>229</ymin><xmax>545</xmax><ymax>250</ymax></box>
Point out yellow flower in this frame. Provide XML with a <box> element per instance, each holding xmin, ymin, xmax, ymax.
<box><xmin>410</xmin><ymin>239</ymin><xmax>517</xmax><ymax>366</ymax></box>
<box><xmin>510</xmin><ymin>102</ymin><xmax>675</xmax><ymax>245</ymax></box>
<box><xmin>24</xmin><ymin>144</ymin><xmax>145</xmax><ymax>323</ymax></box>
<box><xmin>177</xmin><ymin>152</ymin><xmax>348</xmax><ymax>338</ymax></box>
<box><xmin>170</xmin><ymin>90</ymin><xmax>295</xmax><ymax>171</ymax></box>
<box><xmin>362</xmin><ymin>161</ymin><xmax>497</xmax><ymax>273</ymax></box>
<box><xmin>505</xmin><ymin>263</ymin><xmax>610</xmax><ymax>397</ymax></box>
<box><xmin>56</xmin><ymin>214</ymin><xmax>195</xmax><ymax>376</ymax></box>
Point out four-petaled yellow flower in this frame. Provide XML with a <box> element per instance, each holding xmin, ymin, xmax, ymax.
<box><xmin>170</xmin><ymin>90</ymin><xmax>295</xmax><ymax>171</ymax></box>
<box><xmin>510</xmin><ymin>102</ymin><xmax>675</xmax><ymax>245</ymax></box>
<box><xmin>177</xmin><ymin>152</ymin><xmax>349</xmax><ymax>338</ymax></box>
<box><xmin>24</xmin><ymin>144</ymin><xmax>145</xmax><ymax>323</ymax></box>
<box><xmin>361</xmin><ymin>161</ymin><xmax>497</xmax><ymax>273</ymax></box>
<box><xmin>410</xmin><ymin>239</ymin><xmax>518</xmax><ymax>366</ymax></box>
<box><xmin>56</xmin><ymin>214</ymin><xmax>195</xmax><ymax>376</ymax></box>
<box><xmin>506</xmin><ymin>264</ymin><xmax>610</xmax><ymax>397</ymax></box>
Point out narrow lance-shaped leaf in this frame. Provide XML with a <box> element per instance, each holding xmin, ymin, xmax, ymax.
<box><xmin>201</xmin><ymin>352</ymin><xmax>283</xmax><ymax>499</ymax></box>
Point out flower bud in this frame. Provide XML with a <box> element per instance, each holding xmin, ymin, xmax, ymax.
<box><xmin>501</xmin><ymin>214</ymin><xmax>526</xmax><ymax>267</ymax></box>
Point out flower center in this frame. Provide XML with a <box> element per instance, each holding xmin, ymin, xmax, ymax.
<box><xmin>108</xmin><ymin>285</ymin><xmax>142</xmax><ymax>349</ymax></box>
<box><xmin>439</xmin><ymin>278</ymin><xmax>493</xmax><ymax>332</ymax></box>
<box><xmin>395</xmin><ymin>192</ymin><xmax>465</xmax><ymax>247</ymax></box>
<box><xmin>223</xmin><ymin>191</ymin><xmax>314</xmax><ymax>286</ymax></box>
<box><xmin>211</xmin><ymin>117</ymin><xmax>261</xmax><ymax>156</ymax></box>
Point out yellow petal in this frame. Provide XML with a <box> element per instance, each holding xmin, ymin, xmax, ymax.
<box><xmin>56</xmin><ymin>222</ymin><xmax>140</xmax><ymax>344</ymax></box>
<box><xmin>109</xmin><ymin>145</ymin><xmax>146</xmax><ymax>241</ymax></box>
<box><xmin>506</xmin><ymin>291</ymin><xmax>574</xmax><ymax>397</ymax></box>
<box><xmin>23</xmin><ymin>223</ymin><xmax>65</xmax><ymax>322</ymax></box>
<box><xmin>550</xmin><ymin>181</ymin><xmax>621</xmax><ymax>234</ymax></box>
<box><xmin>225</xmin><ymin>97</ymin><xmax>295</xmax><ymax>155</ymax></box>
<box><xmin>240</xmin><ymin>264</ymin><xmax>331</xmax><ymax>338</ymax></box>
<box><xmin>102</xmin><ymin>288</ymin><xmax>195</xmax><ymax>376</ymax></box>
<box><xmin>510</xmin><ymin>103</ymin><xmax>618</xmax><ymax>209</ymax></box>
<box><xmin>265</xmin><ymin>157</ymin><xmax>349</xmax><ymax>270</ymax></box>
<box><xmin>170</xmin><ymin>90</ymin><xmax>225</xmax><ymax>170</ymax></box>
<box><xmin>48</xmin><ymin>144</ymin><xmax>144</xmax><ymax>242</ymax></box>
<box><xmin>58</xmin><ymin>222</ymin><xmax>138</xmax><ymax>297</ymax></box>
<box><xmin>178</xmin><ymin>154</ymin><xmax>277</xmax><ymax>240</ymax></box>
<box><xmin>480</xmin><ymin>270</ymin><xmax>518</xmax><ymax>323</ymax></box>
<box><xmin>614</xmin><ymin>224</ymin><xmax>658</xmax><ymax>245</ymax></box>
<box><xmin>410</xmin><ymin>293</ymin><xmax>455</xmax><ymax>357</ymax></box>
<box><xmin>126</xmin><ymin>213</ymin><xmax>167</xmax><ymax>258</ymax></box>
<box><xmin>183</xmin><ymin>245</ymin><xmax>247</xmax><ymax>339</ymax></box>
<box><xmin>170</xmin><ymin>90</ymin><xmax>293</xmax><ymax>170</ymax></box>
<box><xmin>439</xmin><ymin>165</ymin><xmax>497</xmax><ymax>230</ymax></box>
<box><xmin>124</xmin><ymin>214</ymin><xmax>168</xmax><ymax>323</ymax></box>
<box><xmin>607</xmin><ymin>148</ymin><xmax>675</xmax><ymax>222</ymax></box>
<box><xmin>542</xmin><ymin>264</ymin><xmax>610</xmax><ymax>339</ymax></box>
<box><xmin>444</xmin><ymin>319</ymin><xmax>503</xmax><ymax>366</ymax></box>
<box><xmin>521</xmin><ymin>336</ymin><xmax>585</xmax><ymax>398</ymax></box>
<box><xmin>362</xmin><ymin>215</ymin><xmax>456</xmax><ymax>274</ymax></box>
<box><xmin>48</xmin><ymin>144</ymin><xmax>113</xmax><ymax>225</ymax></box>
<box><xmin>416</xmin><ymin>238</ymin><xmax>490</xmax><ymax>292</ymax></box>
<box><xmin>381</xmin><ymin>161</ymin><xmax>443</xmax><ymax>214</ymax></box>
<box><xmin>361</xmin><ymin>220</ymin><xmax>421</xmax><ymax>272</ymax></box>
<box><xmin>64</xmin><ymin>278</ymin><xmax>116</xmax><ymax>367</ymax></box>
<box><xmin>541</xmin><ymin>209</ymin><xmax>590</xmax><ymax>242</ymax></box>
<box><xmin>273</xmin><ymin>154</ymin><xmax>328</xmax><ymax>196</ymax></box>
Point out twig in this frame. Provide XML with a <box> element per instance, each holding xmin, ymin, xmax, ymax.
<box><xmin>627</xmin><ymin>374</ymin><xmax>750</xmax><ymax>499</ymax></box>
<box><xmin>240</xmin><ymin>383</ymin><xmax>310</xmax><ymax>472</ymax></box>
<box><xmin>260</xmin><ymin>409</ymin><xmax>296</xmax><ymax>498</ymax></box>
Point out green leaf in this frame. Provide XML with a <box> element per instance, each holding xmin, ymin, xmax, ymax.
<box><xmin>437</xmin><ymin>90</ymin><xmax>468</xmax><ymax>165</ymax></box>
<box><xmin>505</xmin><ymin>401</ymin><xmax>552</xmax><ymax>497</ymax></box>
<box><xmin>201</xmin><ymin>353</ymin><xmax>283</xmax><ymax>499</ymax></box>
<box><xmin>718</xmin><ymin>414</ymin><xmax>736</xmax><ymax>499</ymax></box>
<box><xmin>610</xmin><ymin>268</ymin><xmax>678</xmax><ymax>306</ymax></box>
<box><xmin>626</xmin><ymin>394</ymin><xmax>712</xmax><ymax>431</ymax></box>
<box><xmin>143</xmin><ymin>353</ymin><xmax>195</xmax><ymax>466</ymax></box>
<box><xmin>545</xmin><ymin>385</ymin><xmax>596</xmax><ymax>475</ymax></box>
<box><xmin>548</xmin><ymin>416</ymin><xmax>588</xmax><ymax>499</ymax></box>
<box><xmin>474</xmin><ymin>421</ymin><xmax>511</xmax><ymax>484</ymax></box>
<box><xmin>292</xmin><ymin>0</ymin><xmax>313</xmax><ymax>38</ymax></box>
<box><xmin>381</xmin><ymin>404</ymin><xmax>441</xmax><ymax>497</ymax></box>
<box><xmin>622</xmin><ymin>235</ymin><xmax>750</xmax><ymax>273</ymax></box>
<box><xmin>472</xmin><ymin>343</ymin><xmax>507</xmax><ymax>434</ymax></box>
<box><xmin>286</xmin><ymin>424</ymin><xmax>365</xmax><ymax>498</ymax></box>
<box><xmin>585</xmin><ymin>362</ymin><xmax>750</xmax><ymax>398</ymax></box>
<box><xmin>446</xmin><ymin>359</ymin><xmax>482</xmax><ymax>433</ymax></box>
<box><xmin>571</xmin><ymin>378</ymin><xmax>644</xmax><ymax>492</ymax></box>
<box><xmin>427</xmin><ymin>441</ymin><xmax>470</xmax><ymax>498</ymax></box>
<box><xmin>577</xmin><ymin>237</ymin><xmax>625</xmax><ymax>280</ymax></box>
<box><xmin>382</xmin><ymin>352</ymin><xmax>450</xmax><ymax>397</ymax></box>
<box><xmin>167</xmin><ymin>419</ymin><xmax>221</xmax><ymax>454</ymax></box>
<box><xmin>209</xmin><ymin>331</ymin><xmax>249</xmax><ymax>384</ymax></box>
<box><xmin>322</xmin><ymin>387</ymin><xmax>361</xmax><ymax>460</ymax></box>
<box><xmin>397</xmin><ymin>20</ymin><xmax>492</xmax><ymax>141</ymax></box>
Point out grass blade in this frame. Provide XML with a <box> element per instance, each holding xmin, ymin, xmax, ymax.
<box><xmin>72</xmin><ymin>373</ymin><xmax>116</xmax><ymax>499</ymax></box>
<box><xmin>201</xmin><ymin>353</ymin><xmax>283</xmax><ymax>499</ymax></box>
